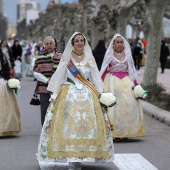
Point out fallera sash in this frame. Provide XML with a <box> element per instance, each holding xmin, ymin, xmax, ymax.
<box><xmin>67</xmin><ymin>59</ymin><xmax>114</xmax><ymax>131</ymax></box>
<box><xmin>67</xmin><ymin>60</ymin><xmax>100</xmax><ymax>97</ymax></box>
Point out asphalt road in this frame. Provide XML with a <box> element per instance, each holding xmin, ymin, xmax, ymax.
<box><xmin>0</xmin><ymin>72</ymin><xmax>170</xmax><ymax>170</ymax></box>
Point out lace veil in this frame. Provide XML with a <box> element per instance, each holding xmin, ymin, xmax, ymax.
<box><xmin>47</xmin><ymin>32</ymin><xmax>104</xmax><ymax>94</ymax></box>
<box><xmin>100</xmin><ymin>33</ymin><xmax>137</xmax><ymax>81</ymax></box>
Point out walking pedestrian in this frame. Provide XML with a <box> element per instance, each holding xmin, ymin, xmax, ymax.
<box><xmin>33</xmin><ymin>36</ymin><xmax>62</xmax><ymax>126</ymax></box>
<box><xmin>160</xmin><ymin>40</ymin><xmax>170</xmax><ymax>73</ymax></box>
<box><xmin>0</xmin><ymin>40</ymin><xmax>15</xmax><ymax>78</ymax></box>
<box><xmin>37</xmin><ymin>41</ymin><xmax>44</xmax><ymax>55</ymax></box>
<box><xmin>100</xmin><ymin>33</ymin><xmax>145</xmax><ymax>141</ymax></box>
<box><xmin>132</xmin><ymin>39</ymin><xmax>143</xmax><ymax>75</ymax></box>
<box><xmin>28</xmin><ymin>45</ymin><xmax>40</xmax><ymax>78</ymax></box>
<box><xmin>0</xmin><ymin>48</ymin><xmax>21</xmax><ymax>137</ymax></box>
<box><xmin>92</xmin><ymin>39</ymin><xmax>106</xmax><ymax>71</ymax></box>
<box><xmin>37</xmin><ymin>32</ymin><xmax>114</xmax><ymax>170</ymax></box>
<box><xmin>14</xmin><ymin>56</ymin><xmax>22</xmax><ymax>81</ymax></box>
<box><xmin>11</xmin><ymin>40</ymin><xmax>23</xmax><ymax>61</ymax></box>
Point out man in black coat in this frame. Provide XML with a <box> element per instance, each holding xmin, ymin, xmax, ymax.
<box><xmin>132</xmin><ymin>40</ymin><xmax>143</xmax><ymax>74</ymax></box>
<box><xmin>92</xmin><ymin>40</ymin><xmax>106</xmax><ymax>71</ymax></box>
<box><xmin>160</xmin><ymin>40</ymin><xmax>170</xmax><ymax>73</ymax></box>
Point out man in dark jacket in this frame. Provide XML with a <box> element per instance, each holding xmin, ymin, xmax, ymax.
<box><xmin>132</xmin><ymin>40</ymin><xmax>143</xmax><ymax>74</ymax></box>
<box><xmin>160</xmin><ymin>40</ymin><xmax>170</xmax><ymax>73</ymax></box>
<box><xmin>92</xmin><ymin>40</ymin><xmax>106</xmax><ymax>71</ymax></box>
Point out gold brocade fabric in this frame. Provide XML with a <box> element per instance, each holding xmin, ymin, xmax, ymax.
<box><xmin>0</xmin><ymin>78</ymin><xmax>21</xmax><ymax>136</ymax></box>
<box><xmin>37</xmin><ymin>85</ymin><xmax>114</xmax><ymax>163</ymax></box>
<box><xmin>104</xmin><ymin>74</ymin><xmax>145</xmax><ymax>138</ymax></box>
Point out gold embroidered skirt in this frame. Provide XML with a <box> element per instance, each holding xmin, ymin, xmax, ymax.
<box><xmin>37</xmin><ymin>84</ymin><xmax>114</xmax><ymax>164</ymax></box>
<box><xmin>104</xmin><ymin>74</ymin><xmax>145</xmax><ymax>138</ymax></box>
<box><xmin>0</xmin><ymin>78</ymin><xmax>21</xmax><ymax>136</ymax></box>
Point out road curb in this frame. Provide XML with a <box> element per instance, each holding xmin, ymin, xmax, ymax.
<box><xmin>141</xmin><ymin>101</ymin><xmax>170</xmax><ymax>126</ymax></box>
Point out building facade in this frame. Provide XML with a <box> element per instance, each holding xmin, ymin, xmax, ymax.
<box><xmin>0</xmin><ymin>0</ymin><xmax>3</xmax><ymax>14</ymax></box>
<box><xmin>17</xmin><ymin>0</ymin><xmax>41</xmax><ymax>25</ymax></box>
<box><xmin>0</xmin><ymin>0</ymin><xmax>7</xmax><ymax>39</ymax></box>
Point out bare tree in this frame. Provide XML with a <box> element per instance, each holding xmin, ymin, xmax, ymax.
<box><xmin>164</xmin><ymin>3</ymin><xmax>170</xmax><ymax>20</ymax></box>
<box><xmin>112</xmin><ymin>0</ymin><xmax>143</xmax><ymax>37</ymax></box>
<box><xmin>142</xmin><ymin>0</ymin><xmax>169</xmax><ymax>85</ymax></box>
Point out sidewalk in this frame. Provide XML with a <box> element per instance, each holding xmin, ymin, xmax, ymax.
<box><xmin>137</xmin><ymin>67</ymin><xmax>170</xmax><ymax>126</ymax></box>
<box><xmin>137</xmin><ymin>67</ymin><xmax>170</xmax><ymax>93</ymax></box>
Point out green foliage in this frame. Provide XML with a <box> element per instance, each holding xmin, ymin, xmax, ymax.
<box><xmin>143</xmin><ymin>84</ymin><xmax>170</xmax><ymax>111</ymax></box>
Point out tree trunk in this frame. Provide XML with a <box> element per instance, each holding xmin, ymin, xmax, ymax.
<box><xmin>116</xmin><ymin>0</ymin><xmax>142</xmax><ymax>37</ymax></box>
<box><xmin>91</xmin><ymin>24</ymin><xmax>104</xmax><ymax>48</ymax></box>
<box><xmin>117</xmin><ymin>14</ymin><xmax>128</xmax><ymax>37</ymax></box>
<box><xmin>142</xmin><ymin>0</ymin><xmax>168</xmax><ymax>85</ymax></box>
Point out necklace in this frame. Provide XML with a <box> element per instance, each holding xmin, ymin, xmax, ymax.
<box><xmin>114</xmin><ymin>47</ymin><xmax>124</xmax><ymax>58</ymax></box>
<box><xmin>73</xmin><ymin>51</ymin><xmax>83</xmax><ymax>59</ymax></box>
<box><xmin>114</xmin><ymin>47</ymin><xmax>124</xmax><ymax>53</ymax></box>
<box><xmin>115</xmin><ymin>51</ymin><xmax>123</xmax><ymax>58</ymax></box>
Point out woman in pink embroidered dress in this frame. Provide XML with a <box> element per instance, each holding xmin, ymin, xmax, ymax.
<box><xmin>100</xmin><ymin>33</ymin><xmax>145</xmax><ymax>140</ymax></box>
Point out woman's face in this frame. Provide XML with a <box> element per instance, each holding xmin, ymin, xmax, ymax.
<box><xmin>73</xmin><ymin>35</ymin><xmax>85</xmax><ymax>52</ymax></box>
<box><xmin>114</xmin><ymin>37</ymin><xmax>124</xmax><ymax>52</ymax></box>
<box><xmin>15</xmin><ymin>41</ymin><xmax>19</xmax><ymax>46</ymax></box>
<box><xmin>2</xmin><ymin>40</ymin><xmax>7</xmax><ymax>47</ymax></box>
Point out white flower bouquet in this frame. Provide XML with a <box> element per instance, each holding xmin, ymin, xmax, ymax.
<box><xmin>133</xmin><ymin>85</ymin><xmax>148</xmax><ymax>99</ymax></box>
<box><xmin>100</xmin><ymin>92</ymin><xmax>116</xmax><ymax>107</ymax></box>
<box><xmin>7</xmin><ymin>78</ymin><xmax>21</xmax><ymax>90</ymax></box>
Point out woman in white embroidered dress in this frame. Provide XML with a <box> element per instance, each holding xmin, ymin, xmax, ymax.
<box><xmin>100</xmin><ymin>33</ymin><xmax>145</xmax><ymax>141</ymax></box>
<box><xmin>0</xmin><ymin>48</ymin><xmax>21</xmax><ymax>137</ymax></box>
<box><xmin>37</xmin><ymin>32</ymin><xmax>114</xmax><ymax>169</ymax></box>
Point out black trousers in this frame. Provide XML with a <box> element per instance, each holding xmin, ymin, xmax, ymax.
<box><xmin>134</xmin><ymin>57</ymin><xmax>141</xmax><ymax>70</ymax></box>
<box><xmin>160</xmin><ymin>60</ymin><xmax>166</xmax><ymax>73</ymax></box>
<box><xmin>40</xmin><ymin>93</ymin><xmax>51</xmax><ymax>126</ymax></box>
